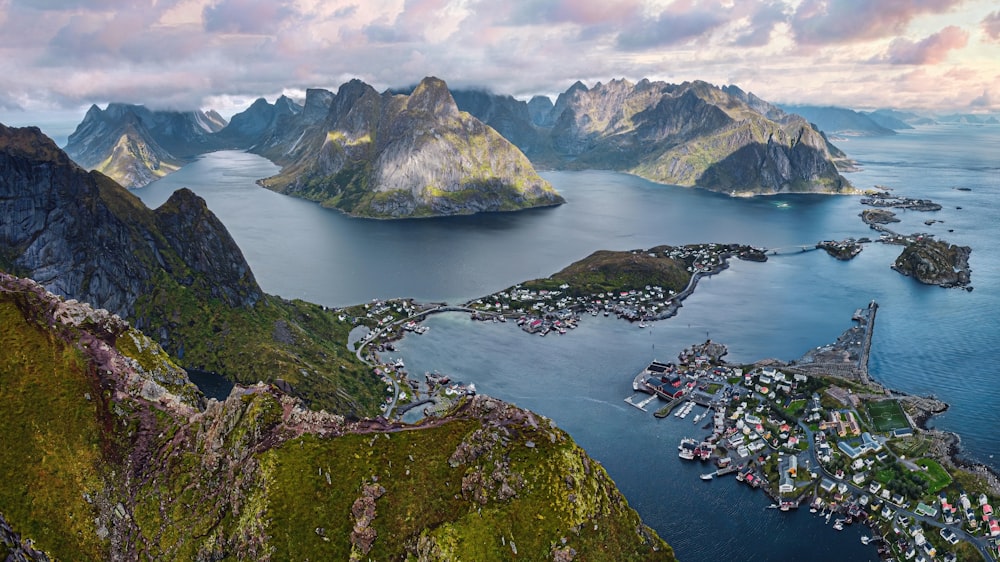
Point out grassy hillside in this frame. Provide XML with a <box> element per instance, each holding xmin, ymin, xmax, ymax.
<box><xmin>0</xmin><ymin>274</ymin><xmax>674</xmax><ymax>561</ymax></box>
<box><xmin>524</xmin><ymin>247</ymin><xmax>691</xmax><ymax>296</ymax></box>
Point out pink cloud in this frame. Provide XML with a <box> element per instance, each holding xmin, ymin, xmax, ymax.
<box><xmin>878</xmin><ymin>25</ymin><xmax>969</xmax><ymax>65</ymax></box>
<box><xmin>791</xmin><ymin>0</ymin><xmax>963</xmax><ymax>45</ymax></box>
<box><xmin>982</xmin><ymin>11</ymin><xmax>1000</xmax><ymax>41</ymax></box>
<box><xmin>203</xmin><ymin>0</ymin><xmax>296</xmax><ymax>35</ymax></box>
<box><xmin>616</xmin><ymin>2</ymin><xmax>729</xmax><ymax>50</ymax></box>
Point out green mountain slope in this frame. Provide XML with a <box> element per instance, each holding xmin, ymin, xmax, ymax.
<box><xmin>0</xmin><ymin>272</ymin><xmax>673</xmax><ymax>561</ymax></box>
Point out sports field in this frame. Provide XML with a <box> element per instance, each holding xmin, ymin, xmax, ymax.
<box><xmin>866</xmin><ymin>399</ymin><xmax>909</xmax><ymax>432</ymax></box>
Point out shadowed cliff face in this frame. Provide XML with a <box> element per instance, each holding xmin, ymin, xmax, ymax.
<box><xmin>0</xmin><ymin>123</ymin><xmax>262</xmax><ymax>319</ymax></box>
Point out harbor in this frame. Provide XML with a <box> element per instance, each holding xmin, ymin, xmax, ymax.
<box><xmin>618</xmin><ymin>302</ymin><xmax>999</xmax><ymax>561</ymax></box>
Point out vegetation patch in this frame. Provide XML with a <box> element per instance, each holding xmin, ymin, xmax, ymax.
<box><xmin>0</xmin><ymin>302</ymin><xmax>106</xmax><ymax>560</ymax></box>
<box><xmin>914</xmin><ymin>458</ymin><xmax>951</xmax><ymax>493</ymax></box>
<box><xmin>134</xmin><ymin>271</ymin><xmax>383</xmax><ymax>415</ymax></box>
<box><xmin>525</xmin><ymin>248</ymin><xmax>691</xmax><ymax>297</ymax></box>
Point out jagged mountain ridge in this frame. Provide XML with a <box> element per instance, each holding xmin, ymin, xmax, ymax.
<box><xmin>0</xmin><ymin>271</ymin><xmax>674</xmax><ymax>561</ymax></box>
<box><xmin>1</xmin><ymin>123</ymin><xmax>259</xmax><ymax>318</ymax></box>
<box><xmin>453</xmin><ymin>78</ymin><xmax>853</xmax><ymax>195</ymax></box>
<box><xmin>255</xmin><ymin>76</ymin><xmax>563</xmax><ymax>218</ymax></box>
<box><xmin>64</xmin><ymin>75</ymin><xmax>856</xmax><ymax>200</ymax></box>
<box><xmin>64</xmin><ymin>103</ymin><xmax>227</xmax><ymax>187</ymax></box>
<box><xmin>1</xmin><ymin>124</ymin><xmax>382</xmax><ymax>415</ymax></box>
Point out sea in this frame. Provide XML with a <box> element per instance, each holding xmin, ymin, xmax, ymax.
<box><xmin>130</xmin><ymin>124</ymin><xmax>999</xmax><ymax>561</ymax></box>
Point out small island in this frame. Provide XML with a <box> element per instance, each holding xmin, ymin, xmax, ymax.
<box><xmin>892</xmin><ymin>239</ymin><xmax>972</xmax><ymax>289</ymax></box>
<box><xmin>817</xmin><ymin>239</ymin><xmax>863</xmax><ymax>260</ymax></box>
<box><xmin>858</xmin><ymin>188</ymin><xmax>973</xmax><ymax>289</ymax></box>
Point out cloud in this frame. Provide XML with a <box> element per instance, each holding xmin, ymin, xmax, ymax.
<box><xmin>731</xmin><ymin>2</ymin><xmax>788</xmax><ymax>47</ymax></box>
<box><xmin>791</xmin><ymin>0</ymin><xmax>963</xmax><ymax>45</ymax></box>
<box><xmin>507</xmin><ymin>0</ymin><xmax>643</xmax><ymax>26</ymax></box>
<box><xmin>969</xmin><ymin>89</ymin><xmax>990</xmax><ymax>108</ymax></box>
<box><xmin>875</xmin><ymin>25</ymin><xmax>969</xmax><ymax>65</ymax></box>
<box><xmin>616</xmin><ymin>4</ymin><xmax>729</xmax><ymax>50</ymax></box>
<box><xmin>982</xmin><ymin>11</ymin><xmax>1000</xmax><ymax>42</ymax></box>
<box><xmin>203</xmin><ymin>0</ymin><xmax>296</xmax><ymax>35</ymax></box>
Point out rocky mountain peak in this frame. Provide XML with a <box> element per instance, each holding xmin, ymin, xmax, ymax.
<box><xmin>405</xmin><ymin>76</ymin><xmax>458</xmax><ymax>118</ymax></box>
<box><xmin>0</xmin><ymin>123</ymin><xmax>74</xmax><ymax>166</ymax></box>
<box><xmin>302</xmin><ymin>88</ymin><xmax>335</xmax><ymax>123</ymax></box>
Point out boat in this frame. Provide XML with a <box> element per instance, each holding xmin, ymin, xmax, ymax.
<box><xmin>638</xmin><ymin>322</ymin><xmax>647</xmax><ymax>329</ymax></box>
<box><xmin>825</xmin><ymin>512</ymin><xmax>831</xmax><ymax>524</ymax></box>
<box><xmin>860</xmin><ymin>536</ymin><xmax>872</xmax><ymax>545</ymax></box>
<box><xmin>678</xmin><ymin>438</ymin><xmax>698</xmax><ymax>460</ymax></box>
<box><xmin>832</xmin><ymin>520</ymin><xmax>844</xmax><ymax>531</ymax></box>
<box><xmin>700</xmin><ymin>473</ymin><xmax>714</xmax><ymax>481</ymax></box>
<box><xmin>766</xmin><ymin>503</ymin><xmax>778</xmax><ymax>509</ymax></box>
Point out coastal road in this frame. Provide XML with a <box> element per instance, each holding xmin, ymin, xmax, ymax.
<box><xmin>353</xmin><ymin>304</ymin><xmax>478</xmax><ymax>418</ymax></box>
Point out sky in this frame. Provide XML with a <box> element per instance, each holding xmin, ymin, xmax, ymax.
<box><xmin>1</xmin><ymin>0</ymin><xmax>999</xmax><ymax>128</ymax></box>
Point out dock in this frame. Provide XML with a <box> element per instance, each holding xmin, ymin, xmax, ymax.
<box><xmin>858</xmin><ymin>300</ymin><xmax>877</xmax><ymax>384</ymax></box>
<box><xmin>654</xmin><ymin>398</ymin><xmax>687</xmax><ymax>418</ymax></box>
<box><xmin>624</xmin><ymin>393</ymin><xmax>659</xmax><ymax>411</ymax></box>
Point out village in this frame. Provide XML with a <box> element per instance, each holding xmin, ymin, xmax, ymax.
<box><xmin>334</xmin><ymin>275</ymin><xmax>997</xmax><ymax>561</ymax></box>
<box><xmin>623</xmin><ymin>308</ymin><xmax>999</xmax><ymax>562</ymax></box>
<box><xmin>463</xmin><ymin>243</ymin><xmax>768</xmax><ymax>333</ymax></box>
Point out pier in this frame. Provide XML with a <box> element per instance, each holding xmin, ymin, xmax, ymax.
<box><xmin>624</xmin><ymin>393</ymin><xmax>659</xmax><ymax>411</ymax></box>
<box><xmin>858</xmin><ymin>300</ymin><xmax>877</xmax><ymax>384</ymax></box>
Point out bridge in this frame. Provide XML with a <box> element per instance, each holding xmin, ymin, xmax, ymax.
<box><xmin>763</xmin><ymin>244</ymin><xmax>820</xmax><ymax>255</ymax></box>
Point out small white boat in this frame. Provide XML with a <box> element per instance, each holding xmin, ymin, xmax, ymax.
<box><xmin>833</xmin><ymin>519</ymin><xmax>844</xmax><ymax>531</ymax></box>
<box><xmin>700</xmin><ymin>473</ymin><xmax>714</xmax><ymax>481</ymax></box>
<box><xmin>860</xmin><ymin>536</ymin><xmax>871</xmax><ymax>545</ymax></box>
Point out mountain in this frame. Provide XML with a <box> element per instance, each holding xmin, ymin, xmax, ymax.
<box><xmin>0</xmin><ymin>123</ymin><xmax>381</xmax><ymax>414</ymax></box>
<box><xmin>458</xmin><ymin>79</ymin><xmax>852</xmax><ymax>195</ymax></box>
<box><xmin>257</xmin><ymin>77</ymin><xmax>564</xmax><ymax>218</ymax></box>
<box><xmin>249</xmin><ymin>88</ymin><xmax>335</xmax><ymax>160</ymax></box>
<box><xmin>936</xmin><ymin>113</ymin><xmax>1000</xmax><ymax>125</ymax></box>
<box><xmin>779</xmin><ymin>104</ymin><xmax>895</xmax><ymax>136</ymax></box>
<box><xmin>0</xmin><ymin>271</ymin><xmax>674</xmax><ymax>561</ymax></box>
<box><xmin>864</xmin><ymin>109</ymin><xmax>916</xmax><ymax>130</ymax></box>
<box><xmin>214</xmin><ymin>94</ymin><xmax>302</xmax><ymax>148</ymax></box>
<box><xmin>64</xmin><ymin>103</ymin><xmax>227</xmax><ymax>187</ymax></box>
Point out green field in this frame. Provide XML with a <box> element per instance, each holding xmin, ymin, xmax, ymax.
<box><xmin>866</xmin><ymin>400</ymin><xmax>909</xmax><ymax>432</ymax></box>
<box><xmin>915</xmin><ymin>459</ymin><xmax>952</xmax><ymax>493</ymax></box>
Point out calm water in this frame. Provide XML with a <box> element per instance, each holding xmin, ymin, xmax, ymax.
<box><xmin>135</xmin><ymin>124</ymin><xmax>1000</xmax><ymax>561</ymax></box>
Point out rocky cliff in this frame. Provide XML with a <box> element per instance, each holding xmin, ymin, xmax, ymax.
<box><xmin>0</xmin><ymin>124</ymin><xmax>381</xmax><ymax>414</ymax></box>
<box><xmin>0</xmin><ymin>272</ymin><xmax>674</xmax><ymax>561</ymax></box>
<box><xmin>892</xmin><ymin>239</ymin><xmax>972</xmax><ymax>288</ymax></box>
<box><xmin>455</xmin><ymin>79</ymin><xmax>854</xmax><ymax>195</ymax></box>
<box><xmin>1</xmin><ymin>123</ymin><xmax>259</xmax><ymax>318</ymax></box>
<box><xmin>64</xmin><ymin>103</ymin><xmax>227</xmax><ymax>187</ymax></box>
<box><xmin>256</xmin><ymin>77</ymin><xmax>564</xmax><ymax>218</ymax></box>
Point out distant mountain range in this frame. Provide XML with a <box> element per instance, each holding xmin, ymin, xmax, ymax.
<box><xmin>778</xmin><ymin>105</ymin><xmax>999</xmax><ymax>136</ymax></box>
<box><xmin>451</xmin><ymin>80</ymin><xmax>853</xmax><ymax>196</ymax></box>
<box><xmin>63</xmin><ymin>76</ymin><xmax>870</xmax><ymax>217</ymax></box>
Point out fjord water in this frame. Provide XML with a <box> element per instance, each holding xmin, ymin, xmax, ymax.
<box><xmin>136</xmin><ymin>124</ymin><xmax>999</xmax><ymax>561</ymax></box>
